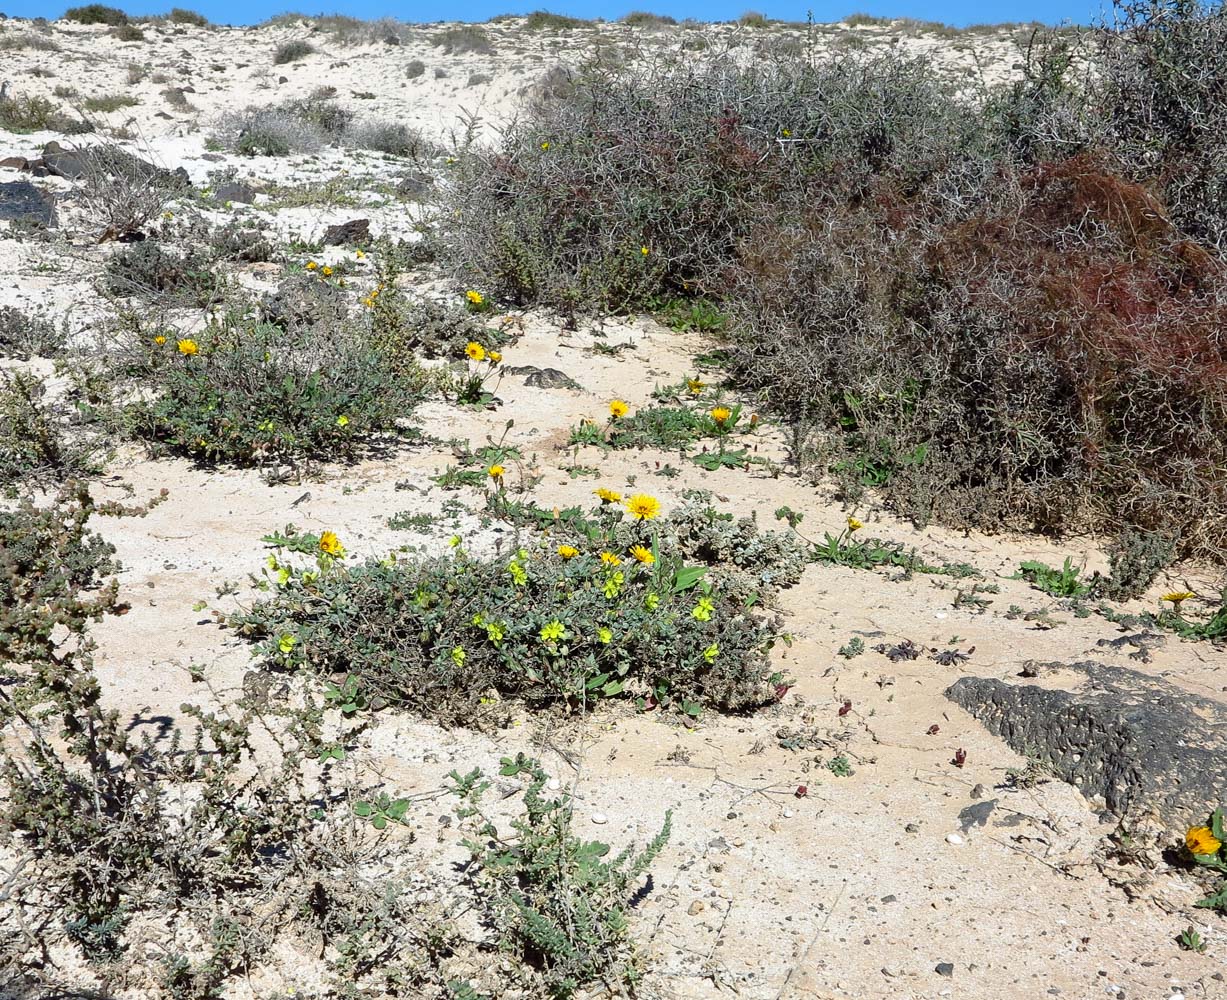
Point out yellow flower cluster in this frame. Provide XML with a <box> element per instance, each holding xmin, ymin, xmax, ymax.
<box><xmin>464</xmin><ymin>342</ymin><xmax>501</xmax><ymax>364</ymax></box>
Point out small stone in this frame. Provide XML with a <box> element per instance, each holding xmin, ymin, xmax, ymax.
<box><xmin>732</xmin><ymin>837</ymin><xmax>745</xmax><ymax>847</ymax></box>
<box><xmin>590</xmin><ymin>812</ymin><xmax>608</xmax><ymax>825</ymax></box>
<box><xmin>905</xmin><ymin>822</ymin><xmax>920</xmax><ymax>833</ymax></box>
<box><xmin>782</xmin><ymin>808</ymin><xmax>795</xmax><ymax>818</ymax></box>
<box><xmin>935</xmin><ymin>962</ymin><xmax>954</xmax><ymax>977</ymax></box>
<box><xmin>688</xmin><ymin>900</ymin><xmax>705</xmax><ymax>915</ymax></box>
<box><xmin>546</xmin><ymin>777</ymin><xmax>562</xmax><ymax>791</ymax></box>
<box><xmin>970</xmin><ymin>783</ymin><xmax>986</xmax><ymax>799</ymax></box>
<box><xmin>945</xmin><ymin>833</ymin><xmax>964</xmax><ymax>845</ymax></box>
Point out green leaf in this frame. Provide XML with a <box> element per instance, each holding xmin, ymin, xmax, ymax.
<box><xmin>1211</xmin><ymin>807</ymin><xmax>1224</xmax><ymax>841</ymax></box>
<box><xmin>671</xmin><ymin>565</ymin><xmax>707</xmax><ymax>592</ymax></box>
<box><xmin>353</xmin><ymin>801</ymin><xmax>373</xmax><ymax>817</ymax></box>
<box><xmin>601</xmin><ymin>680</ymin><xmax>624</xmax><ymax>697</ymax></box>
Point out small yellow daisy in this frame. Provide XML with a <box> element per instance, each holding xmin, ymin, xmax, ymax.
<box><xmin>557</xmin><ymin>544</ymin><xmax>579</xmax><ymax>559</ymax></box>
<box><xmin>594</xmin><ymin>488</ymin><xmax>622</xmax><ymax>504</ymax></box>
<box><xmin>318</xmin><ymin>530</ymin><xmax>345</xmax><ymax>557</ymax></box>
<box><xmin>177</xmin><ymin>338</ymin><xmax>198</xmax><ymax>356</ymax></box>
<box><xmin>711</xmin><ymin>406</ymin><xmax>732</xmax><ymax>424</ymax></box>
<box><xmin>609</xmin><ymin>399</ymin><xmax>629</xmax><ymax>419</ymax></box>
<box><xmin>625</xmin><ymin>494</ymin><xmax>662</xmax><ymax>521</ymax></box>
<box><xmin>466</xmin><ymin>342</ymin><xmax>487</xmax><ymax>362</ymax></box>
<box><xmin>629</xmin><ymin>544</ymin><xmax>655</xmax><ymax>565</ymax></box>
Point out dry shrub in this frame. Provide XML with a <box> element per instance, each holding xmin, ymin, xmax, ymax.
<box><xmin>729</xmin><ymin>156</ymin><xmax>1227</xmax><ymax>560</ymax></box>
<box><xmin>442</xmin><ymin>23</ymin><xmax>1227</xmax><ymax>562</ymax></box>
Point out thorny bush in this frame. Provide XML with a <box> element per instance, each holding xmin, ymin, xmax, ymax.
<box><xmin>442</xmin><ymin>8</ymin><xmax>1227</xmax><ymax>562</ymax></box>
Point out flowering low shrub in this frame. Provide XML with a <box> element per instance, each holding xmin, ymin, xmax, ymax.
<box><xmin>118</xmin><ymin>303</ymin><xmax>425</xmax><ymax>474</ymax></box>
<box><xmin>226</xmin><ymin>500</ymin><xmax>789</xmax><ymax>724</ymax></box>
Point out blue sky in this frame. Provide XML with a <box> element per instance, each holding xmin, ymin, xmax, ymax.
<box><xmin>10</xmin><ymin>1</ymin><xmax>1107</xmax><ymax>28</ymax></box>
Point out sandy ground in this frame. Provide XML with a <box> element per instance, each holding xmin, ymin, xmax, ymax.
<box><xmin>2</xmin><ymin>13</ymin><xmax>1226</xmax><ymax>1000</ymax></box>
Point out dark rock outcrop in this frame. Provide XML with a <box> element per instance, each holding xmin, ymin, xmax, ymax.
<box><xmin>0</xmin><ymin>180</ymin><xmax>56</xmax><ymax>227</ymax></box>
<box><xmin>322</xmin><ymin>218</ymin><xmax>370</xmax><ymax>245</ymax></box>
<box><xmin>946</xmin><ymin>661</ymin><xmax>1227</xmax><ymax>832</ymax></box>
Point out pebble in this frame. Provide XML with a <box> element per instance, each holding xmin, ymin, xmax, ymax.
<box><xmin>547</xmin><ymin>777</ymin><xmax>562</xmax><ymax>791</ymax></box>
<box><xmin>688</xmin><ymin>900</ymin><xmax>705</xmax><ymax>915</ymax></box>
<box><xmin>945</xmin><ymin>833</ymin><xmax>965</xmax><ymax>845</ymax></box>
<box><xmin>783</xmin><ymin>808</ymin><xmax>795</xmax><ymax>818</ymax></box>
<box><xmin>590</xmin><ymin>812</ymin><xmax>608</xmax><ymax>825</ymax></box>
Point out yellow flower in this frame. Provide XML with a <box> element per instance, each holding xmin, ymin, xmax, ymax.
<box><xmin>687</xmin><ymin>378</ymin><xmax>706</xmax><ymax>395</ymax></box>
<box><xmin>640</xmin><ymin>245</ymin><xmax>650</xmax><ymax>256</ymax></box>
<box><xmin>488</xmin><ymin>350</ymin><xmax>502</xmax><ymax>364</ymax></box>
<box><xmin>362</xmin><ymin>297</ymin><xmax>376</xmax><ymax>309</ymax></box>
<box><xmin>466</xmin><ymin>341</ymin><xmax>487</xmax><ymax>362</ymax></box>
<box><xmin>847</xmin><ymin>516</ymin><xmax>863</xmax><ymax>532</ymax></box>
<box><xmin>451</xmin><ymin>646</ymin><xmax>466</xmax><ymax>667</ymax></box>
<box><xmin>1163</xmin><ymin>591</ymin><xmax>1196</xmax><ymax>606</ymax></box>
<box><xmin>629</xmin><ymin>544</ymin><xmax>654</xmax><ymax>565</ymax></box>
<box><xmin>703</xmin><ymin>641</ymin><xmax>720</xmax><ymax>662</ymax></box>
<box><xmin>1186</xmin><ymin>825</ymin><xmax>1222</xmax><ymax>857</ymax></box>
<box><xmin>625</xmin><ymin>494</ymin><xmax>662</xmax><ymax>521</ymax></box>
<box><xmin>488</xmin><ymin>464</ymin><xmax>505</xmax><ymax>479</ymax></box>
<box><xmin>466</xmin><ymin>289</ymin><xmax>484</xmax><ymax>306</ymax></box>
<box><xmin>306</xmin><ymin>261</ymin><xmax>318</xmax><ymax>271</ymax></box>
<box><xmin>692</xmin><ymin>596</ymin><xmax>714</xmax><ymax>622</ymax></box>
<box><xmin>782</xmin><ymin>128</ymin><xmax>792</xmax><ymax>137</ymax></box>
<box><xmin>710</xmin><ymin>406</ymin><xmax>732</xmax><ymax>425</ymax></box>
<box><xmin>163</xmin><ymin>210</ymin><xmax>174</xmax><ymax>220</ymax></box>
<box><xmin>597</xmin><ymin>626</ymin><xmax>613</xmax><ymax>644</ymax></box>
<box><xmin>540</xmin><ymin>140</ymin><xmax>550</xmax><ymax>150</ymax></box>
<box><xmin>539</xmin><ymin>619</ymin><xmax>566</xmax><ymax>643</ymax></box>
<box><xmin>153</xmin><ymin>335</ymin><xmax>167</xmax><ymax>345</ymax></box>
<box><xmin>600</xmin><ymin>551</ymin><xmax>622</xmax><ymax>567</ymax></box>
<box><xmin>278</xmin><ymin>634</ymin><xmax>297</xmax><ymax>654</ymax></box>
<box><xmin>609</xmin><ymin>399</ymin><xmax>629</xmax><ymax>419</ymax></box>
<box><xmin>557</xmin><ymin>544</ymin><xmax>579</xmax><ymax>559</ymax></box>
<box><xmin>177</xmin><ymin>338</ymin><xmax>198</xmax><ymax>356</ymax></box>
<box><xmin>319</xmin><ymin>530</ymin><xmax>345</xmax><ymax>557</ymax></box>
<box><xmin>337</xmin><ymin>414</ymin><xmax>349</xmax><ymax>427</ymax></box>
<box><xmin>322</xmin><ymin>265</ymin><xmax>333</xmax><ymax>277</ymax></box>
<box><xmin>594</xmin><ymin>488</ymin><xmax>622</xmax><ymax>504</ymax></box>
<box><xmin>356</xmin><ymin>249</ymin><xmax>365</xmax><ymax>258</ymax></box>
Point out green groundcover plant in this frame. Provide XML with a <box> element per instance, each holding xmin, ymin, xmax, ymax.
<box><xmin>225</xmin><ymin>495</ymin><xmax>790</xmax><ymax>723</ymax></box>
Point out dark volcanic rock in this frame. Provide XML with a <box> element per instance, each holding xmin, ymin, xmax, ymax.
<box><xmin>0</xmin><ymin>180</ymin><xmax>56</xmax><ymax>227</ymax></box>
<box><xmin>946</xmin><ymin>662</ymin><xmax>1227</xmax><ymax>832</ymax></box>
<box><xmin>322</xmin><ymin>218</ymin><xmax>370</xmax><ymax>245</ymax></box>
<box><xmin>212</xmin><ymin>181</ymin><xmax>256</xmax><ymax>204</ymax></box>
<box><xmin>41</xmin><ymin>141</ymin><xmax>190</xmax><ymax>190</ymax></box>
